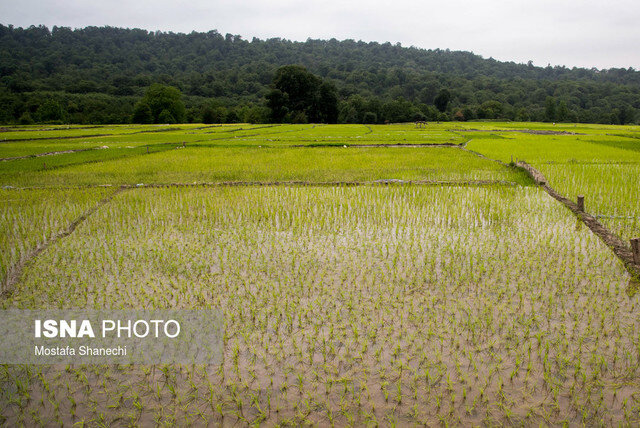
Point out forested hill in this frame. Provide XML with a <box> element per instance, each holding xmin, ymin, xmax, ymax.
<box><xmin>1</xmin><ymin>24</ymin><xmax>639</xmax><ymax>124</ymax></box>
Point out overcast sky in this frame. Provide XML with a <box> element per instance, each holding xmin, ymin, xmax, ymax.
<box><xmin>1</xmin><ymin>0</ymin><xmax>638</xmax><ymax>70</ymax></box>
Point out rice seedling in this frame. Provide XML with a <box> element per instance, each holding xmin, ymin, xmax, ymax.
<box><xmin>466</xmin><ymin>128</ymin><xmax>640</xmax><ymax>240</ymax></box>
<box><xmin>2</xmin><ymin>122</ymin><xmax>640</xmax><ymax>425</ymax></box>
<box><xmin>0</xmin><ymin>187</ymin><xmax>111</xmax><ymax>290</ymax></box>
<box><xmin>1</xmin><ymin>184</ymin><xmax>638</xmax><ymax>425</ymax></box>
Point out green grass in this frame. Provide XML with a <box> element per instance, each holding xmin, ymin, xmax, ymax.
<box><xmin>2</xmin><ymin>186</ymin><xmax>635</xmax><ymax>426</ymax></box>
<box><xmin>537</xmin><ymin>163</ymin><xmax>640</xmax><ymax>239</ymax></box>
<box><xmin>0</xmin><ymin>123</ymin><xmax>208</xmax><ymax>141</ymax></box>
<box><xmin>466</xmin><ymin>126</ymin><xmax>640</xmax><ymax>240</ymax></box>
<box><xmin>2</xmin><ymin>121</ymin><xmax>640</xmax><ymax>426</ymax></box>
<box><xmin>0</xmin><ymin>144</ymin><xmax>175</xmax><ymax>175</ymax></box>
<box><xmin>1</xmin><ymin>124</ymin><xmax>469</xmax><ymax>159</ymax></box>
<box><xmin>0</xmin><ymin>145</ymin><xmax>531</xmax><ymax>187</ymax></box>
<box><xmin>466</xmin><ymin>134</ymin><xmax>640</xmax><ymax>164</ymax></box>
<box><xmin>0</xmin><ymin>187</ymin><xmax>111</xmax><ymax>287</ymax></box>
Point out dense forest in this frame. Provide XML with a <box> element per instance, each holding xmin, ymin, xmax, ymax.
<box><xmin>0</xmin><ymin>24</ymin><xmax>639</xmax><ymax>124</ymax></box>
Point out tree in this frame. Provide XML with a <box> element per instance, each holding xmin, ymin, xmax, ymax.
<box><xmin>515</xmin><ymin>108</ymin><xmax>530</xmax><ymax>121</ymax></box>
<box><xmin>19</xmin><ymin>111</ymin><xmax>34</xmax><ymax>125</ymax></box>
<box><xmin>477</xmin><ymin>100</ymin><xmax>504</xmax><ymax>119</ymax></box>
<box><xmin>557</xmin><ymin>100</ymin><xmax>569</xmax><ymax>122</ymax></box>
<box><xmin>545</xmin><ymin>97</ymin><xmax>557</xmax><ymax>122</ymax></box>
<box><xmin>201</xmin><ymin>105</ymin><xmax>228</xmax><ymax>123</ymax></box>
<box><xmin>37</xmin><ymin>99</ymin><xmax>65</xmax><ymax>122</ymax></box>
<box><xmin>362</xmin><ymin>111</ymin><xmax>377</xmax><ymax>124</ymax></box>
<box><xmin>462</xmin><ymin>107</ymin><xmax>475</xmax><ymax>121</ymax></box>
<box><xmin>383</xmin><ymin>98</ymin><xmax>413</xmax><ymax>123</ymax></box>
<box><xmin>225</xmin><ymin>110</ymin><xmax>240</xmax><ymax>123</ymax></box>
<box><xmin>136</xmin><ymin>84</ymin><xmax>185</xmax><ymax>123</ymax></box>
<box><xmin>266</xmin><ymin>65</ymin><xmax>338</xmax><ymax>123</ymax></box>
<box><xmin>242</xmin><ymin>105</ymin><xmax>268</xmax><ymax>123</ymax></box>
<box><xmin>2</xmin><ymin>24</ymin><xmax>640</xmax><ymax>125</ymax></box>
<box><xmin>316</xmin><ymin>81</ymin><xmax>339</xmax><ymax>123</ymax></box>
<box><xmin>266</xmin><ymin>89</ymin><xmax>289</xmax><ymax>123</ymax></box>
<box><xmin>158</xmin><ymin>109</ymin><xmax>176</xmax><ymax>124</ymax></box>
<box><xmin>617</xmin><ymin>105</ymin><xmax>635</xmax><ymax>125</ymax></box>
<box><xmin>434</xmin><ymin>89</ymin><xmax>451</xmax><ymax>112</ymax></box>
<box><xmin>132</xmin><ymin>102</ymin><xmax>153</xmax><ymax>123</ymax></box>
<box><xmin>201</xmin><ymin>107</ymin><xmax>216</xmax><ymax>124</ymax></box>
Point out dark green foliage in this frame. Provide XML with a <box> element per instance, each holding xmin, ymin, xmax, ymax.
<box><xmin>37</xmin><ymin>99</ymin><xmax>65</xmax><ymax>122</ymax></box>
<box><xmin>225</xmin><ymin>110</ymin><xmax>240</xmax><ymax>123</ymax></box>
<box><xmin>266</xmin><ymin>65</ymin><xmax>338</xmax><ymax>123</ymax></box>
<box><xmin>545</xmin><ymin>97</ymin><xmax>557</xmax><ymax>122</ymax></box>
<box><xmin>18</xmin><ymin>111</ymin><xmax>34</xmax><ymax>124</ymax></box>
<box><xmin>461</xmin><ymin>107</ymin><xmax>475</xmax><ymax>121</ymax></box>
<box><xmin>477</xmin><ymin>101</ymin><xmax>504</xmax><ymax>119</ymax></box>
<box><xmin>201</xmin><ymin>106</ymin><xmax>228</xmax><ymax>124</ymax></box>
<box><xmin>158</xmin><ymin>109</ymin><xmax>176</xmax><ymax>124</ymax></box>
<box><xmin>557</xmin><ymin>100</ymin><xmax>569</xmax><ymax>122</ymax></box>
<box><xmin>617</xmin><ymin>105</ymin><xmax>636</xmax><ymax>125</ymax></box>
<box><xmin>434</xmin><ymin>89</ymin><xmax>451</xmax><ymax>112</ymax></box>
<box><xmin>316</xmin><ymin>82</ymin><xmax>339</xmax><ymax>123</ymax></box>
<box><xmin>0</xmin><ymin>24</ymin><xmax>638</xmax><ymax>124</ymax></box>
<box><xmin>132</xmin><ymin>102</ymin><xmax>153</xmax><ymax>124</ymax></box>
<box><xmin>241</xmin><ymin>105</ymin><xmax>268</xmax><ymax>123</ymax></box>
<box><xmin>383</xmin><ymin>98</ymin><xmax>414</xmax><ymax>123</ymax></box>
<box><xmin>201</xmin><ymin>107</ymin><xmax>216</xmax><ymax>124</ymax></box>
<box><xmin>363</xmin><ymin>111</ymin><xmax>377</xmax><ymax>123</ymax></box>
<box><xmin>266</xmin><ymin>89</ymin><xmax>289</xmax><ymax>123</ymax></box>
<box><xmin>139</xmin><ymin>84</ymin><xmax>185</xmax><ymax>123</ymax></box>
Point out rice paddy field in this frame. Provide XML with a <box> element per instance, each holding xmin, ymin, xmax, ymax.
<box><xmin>1</xmin><ymin>122</ymin><xmax>640</xmax><ymax>426</ymax></box>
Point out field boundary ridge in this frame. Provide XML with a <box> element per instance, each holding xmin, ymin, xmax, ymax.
<box><xmin>1</xmin><ymin>187</ymin><xmax>127</xmax><ymax>297</ymax></box>
<box><xmin>517</xmin><ymin>160</ymin><xmax>640</xmax><ymax>277</ymax></box>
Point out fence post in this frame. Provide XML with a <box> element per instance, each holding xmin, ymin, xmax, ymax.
<box><xmin>577</xmin><ymin>195</ymin><xmax>585</xmax><ymax>212</ymax></box>
<box><xmin>631</xmin><ymin>238</ymin><xmax>640</xmax><ymax>265</ymax></box>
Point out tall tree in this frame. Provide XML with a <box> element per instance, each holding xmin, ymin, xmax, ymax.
<box><xmin>545</xmin><ymin>97</ymin><xmax>557</xmax><ymax>122</ymax></box>
<box><xmin>133</xmin><ymin>84</ymin><xmax>185</xmax><ymax>124</ymax></box>
<box><xmin>434</xmin><ymin>89</ymin><xmax>451</xmax><ymax>113</ymax></box>
<box><xmin>266</xmin><ymin>65</ymin><xmax>338</xmax><ymax>123</ymax></box>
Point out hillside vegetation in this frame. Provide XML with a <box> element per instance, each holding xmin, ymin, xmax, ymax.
<box><xmin>0</xmin><ymin>25</ymin><xmax>639</xmax><ymax>124</ymax></box>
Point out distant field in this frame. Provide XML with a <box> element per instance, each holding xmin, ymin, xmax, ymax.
<box><xmin>1</xmin><ymin>122</ymin><xmax>640</xmax><ymax>426</ymax></box>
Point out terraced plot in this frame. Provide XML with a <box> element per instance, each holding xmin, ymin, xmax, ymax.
<box><xmin>467</xmin><ymin>129</ymin><xmax>640</xmax><ymax>240</ymax></box>
<box><xmin>1</xmin><ymin>122</ymin><xmax>640</xmax><ymax>426</ymax></box>
<box><xmin>3</xmin><ymin>186</ymin><xmax>638</xmax><ymax>426</ymax></box>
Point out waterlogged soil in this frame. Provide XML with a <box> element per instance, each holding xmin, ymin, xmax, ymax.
<box><xmin>517</xmin><ymin>161</ymin><xmax>640</xmax><ymax>277</ymax></box>
<box><xmin>1</xmin><ymin>186</ymin><xmax>638</xmax><ymax>426</ymax></box>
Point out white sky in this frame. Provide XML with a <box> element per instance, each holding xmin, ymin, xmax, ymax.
<box><xmin>1</xmin><ymin>0</ymin><xmax>638</xmax><ymax>70</ymax></box>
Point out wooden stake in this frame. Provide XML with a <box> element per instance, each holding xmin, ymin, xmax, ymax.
<box><xmin>631</xmin><ymin>238</ymin><xmax>640</xmax><ymax>265</ymax></box>
<box><xmin>577</xmin><ymin>195</ymin><xmax>585</xmax><ymax>212</ymax></box>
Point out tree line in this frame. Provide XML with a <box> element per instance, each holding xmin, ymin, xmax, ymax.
<box><xmin>0</xmin><ymin>24</ymin><xmax>638</xmax><ymax>125</ymax></box>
